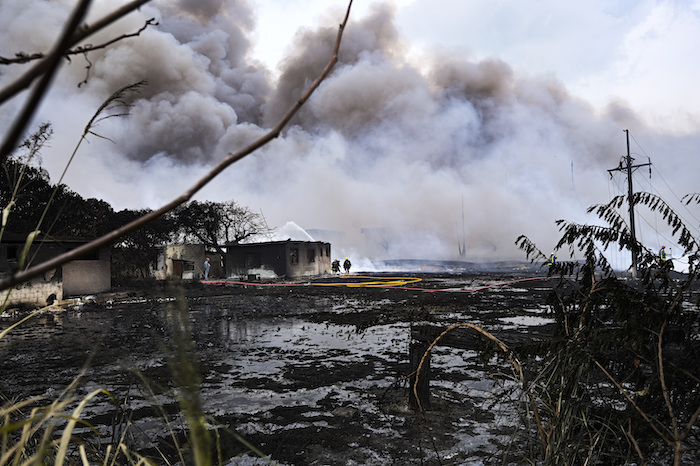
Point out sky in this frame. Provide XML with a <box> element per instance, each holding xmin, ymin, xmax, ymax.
<box><xmin>1</xmin><ymin>0</ymin><xmax>699</xmax><ymax>268</ymax></box>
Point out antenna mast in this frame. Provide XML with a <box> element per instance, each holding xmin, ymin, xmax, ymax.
<box><xmin>607</xmin><ymin>129</ymin><xmax>651</xmax><ymax>278</ymax></box>
<box><xmin>458</xmin><ymin>195</ymin><xmax>466</xmax><ymax>257</ymax></box>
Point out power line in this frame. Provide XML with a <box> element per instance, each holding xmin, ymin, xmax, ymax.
<box><xmin>628</xmin><ymin>132</ymin><xmax>700</xmax><ymax>232</ymax></box>
<box><xmin>651</xmin><ymin>166</ymin><xmax>700</xmax><ymax>231</ymax></box>
<box><xmin>603</xmin><ymin>132</ymin><xmax>699</xmax><ymax>270</ymax></box>
<box><xmin>626</xmin><ymin>156</ymin><xmax>700</xmax><ymax>243</ymax></box>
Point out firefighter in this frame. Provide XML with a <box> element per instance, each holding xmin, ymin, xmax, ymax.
<box><xmin>331</xmin><ymin>259</ymin><xmax>341</xmax><ymax>275</ymax></box>
<box><xmin>658</xmin><ymin>246</ymin><xmax>674</xmax><ymax>270</ymax></box>
<box><xmin>343</xmin><ymin>257</ymin><xmax>351</xmax><ymax>274</ymax></box>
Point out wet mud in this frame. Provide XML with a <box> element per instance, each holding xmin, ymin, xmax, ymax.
<box><xmin>0</xmin><ymin>272</ymin><xmax>559</xmax><ymax>465</ymax></box>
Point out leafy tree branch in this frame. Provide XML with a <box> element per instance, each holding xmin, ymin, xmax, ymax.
<box><xmin>512</xmin><ymin>189</ymin><xmax>700</xmax><ymax>464</ymax></box>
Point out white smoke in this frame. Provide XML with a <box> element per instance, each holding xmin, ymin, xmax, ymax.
<box><xmin>1</xmin><ymin>0</ymin><xmax>699</xmax><ymax>265</ymax></box>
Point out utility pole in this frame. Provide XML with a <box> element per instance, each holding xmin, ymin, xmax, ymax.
<box><xmin>607</xmin><ymin>129</ymin><xmax>651</xmax><ymax>279</ymax></box>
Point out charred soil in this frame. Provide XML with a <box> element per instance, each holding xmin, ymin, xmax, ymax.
<box><xmin>1</xmin><ymin>272</ymin><xmax>562</xmax><ymax>465</ymax></box>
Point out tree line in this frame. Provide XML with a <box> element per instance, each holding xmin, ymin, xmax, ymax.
<box><xmin>1</xmin><ymin>124</ymin><xmax>272</xmax><ymax>282</ymax></box>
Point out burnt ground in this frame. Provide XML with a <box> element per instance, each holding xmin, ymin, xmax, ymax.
<box><xmin>0</xmin><ymin>272</ymin><xmax>568</xmax><ymax>465</ymax></box>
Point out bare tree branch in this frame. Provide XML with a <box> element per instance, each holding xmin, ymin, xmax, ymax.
<box><xmin>0</xmin><ymin>0</ymin><xmax>354</xmax><ymax>292</ymax></box>
<box><xmin>0</xmin><ymin>53</ymin><xmax>44</xmax><ymax>66</ymax></box>
<box><xmin>74</xmin><ymin>19</ymin><xmax>157</xmax><ymax>87</ymax></box>
<box><xmin>0</xmin><ymin>19</ymin><xmax>157</xmax><ymax>67</ymax></box>
<box><xmin>0</xmin><ymin>0</ymin><xmax>152</xmax><ymax>107</ymax></box>
<box><xmin>0</xmin><ymin>0</ymin><xmax>93</xmax><ymax>162</ymax></box>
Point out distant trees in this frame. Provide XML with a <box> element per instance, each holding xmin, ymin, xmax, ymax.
<box><xmin>111</xmin><ymin>200</ymin><xmax>274</xmax><ymax>280</ymax></box>
<box><xmin>1</xmin><ymin>125</ymin><xmax>274</xmax><ymax>281</ymax></box>
<box><xmin>0</xmin><ymin>123</ymin><xmax>114</xmax><ymax>238</ymax></box>
<box><xmin>108</xmin><ymin>207</ymin><xmax>174</xmax><ymax>281</ymax></box>
<box><xmin>174</xmin><ymin>200</ymin><xmax>272</xmax><ymax>255</ymax></box>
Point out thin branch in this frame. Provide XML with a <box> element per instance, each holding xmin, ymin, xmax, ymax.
<box><xmin>593</xmin><ymin>359</ymin><xmax>672</xmax><ymax>446</ymax></box>
<box><xmin>25</xmin><ymin>82</ymin><xmax>145</xmax><ymax>269</ymax></box>
<box><xmin>74</xmin><ymin>20</ymin><xmax>156</xmax><ymax>87</ymax></box>
<box><xmin>680</xmin><ymin>404</ymin><xmax>700</xmax><ymax>443</ymax></box>
<box><xmin>0</xmin><ymin>0</ymin><xmax>354</xmax><ymax>292</ymax></box>
<box><xmin>657</xmin><ymin>321</ymin><xmax>678</xmax><ymax>440</ymax></box>
<box><xmin>0</xmin><ymin>0</ymin><xmax>152</xmax><ymax>107</ymax></box>
<box><xmin>626</xmin><ymin>419</ymin><xmax>646</xmax><ymax>466</ymax></box>
<box><xmin>0</xmin><ymin>0</ymin><xmax>93</xmax><ymax>162</ymax></box>
<box><xmin>412</xmin><ymin>322</ymin><xmax>549</xmax><ymax>450</ymax></box>
<box><xmin>0</xmin><ymin>19</ymin><xmax>157</xmax><ymax>66</ymax></box>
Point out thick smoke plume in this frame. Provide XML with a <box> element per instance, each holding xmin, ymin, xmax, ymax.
<box><xmin>1</xmin><ymin>0</ymin><xmax>698</xmax><ymax>265</ymax></box>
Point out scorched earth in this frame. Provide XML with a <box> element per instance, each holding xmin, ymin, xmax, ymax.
<box><xmin>0</xmin><ymin>270</ymin><xmax>558</xmax><ymax>465</ymax></box>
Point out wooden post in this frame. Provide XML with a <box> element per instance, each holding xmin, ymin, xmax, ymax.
<box><xmin>409</xmin><ymin>340</ymin><xmax>431</xmax><ymax>410</ymax></box>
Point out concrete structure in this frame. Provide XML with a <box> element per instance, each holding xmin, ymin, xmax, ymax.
<box><xmin>227</xmin><ymin>240</ymin><xmax>331</xmax><ymax>279</ymax></box>
<box><xmin>0</xmin><ymin>234</ymin><xmax>111</xmax><ymax>307</ymax></box>
<box><xmin>154</xmin><ymin>244</ymin><xmax>204</xmax><ymax>280</ymax></box>
<box><xmin>154</xmin><ymin>244</ymin><xmax>226</xmax><ymax>280</ymax></box>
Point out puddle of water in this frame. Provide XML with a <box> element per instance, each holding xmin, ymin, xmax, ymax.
<box><xmin>499</xmin><ymin>315</ymin><xmax>554</xmax><ymax>328</ymax></box>
<box><xmin>201</xmin><ymin>318</ymin><xmax>411</xmax><ymax>416</ymax></box>
<box><xmin>0</xmin><ymin>290</ymin><xmax>539</xmax><ymax>465</ymax></box>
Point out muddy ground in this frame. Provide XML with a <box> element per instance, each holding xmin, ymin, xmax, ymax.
<box><xmin>0</xmin><ymin>271</ymin><xmax>563</xmax><ymax>465</ymax></box>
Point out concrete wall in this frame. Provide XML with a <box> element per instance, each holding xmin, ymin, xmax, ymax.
<box><xmin>3</xmin><ymin>268</ymin><xmax>63</xmax><ymax>308</ymax></box>
<box><xmin>0</xmin><ymin>237</ymin><xmax>111</xmax><ymax>305</ymax></box>
<box><xmin>63</xmin><ymin>246</ymin><xmax>111</xmax><ymax>296</ymax></box>
<box><xmin>286</xmin><ymin>242</ymin><xmax>332</xmax><ymax>278</ymax></box>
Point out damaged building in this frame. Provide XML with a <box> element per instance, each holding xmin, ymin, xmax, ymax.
<box><xmin>153</xmin><ymin>244</ymin><xmax>224</xmax><ymax>280</ymax></box>
<box><xmin>0</xmin><ymin>233</ymin><xmax>111</xmax><ymax>307</ymax></box>
<box><xmin>227</xmin><ymin>240</ymin><xmax>331</xmax><ymax>279</ymax></box>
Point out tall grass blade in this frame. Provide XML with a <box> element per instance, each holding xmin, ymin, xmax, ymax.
<box><xmin>55</xmin><ymin>388</ymin><xmax>110</xmax><ymax>466</ymax></box>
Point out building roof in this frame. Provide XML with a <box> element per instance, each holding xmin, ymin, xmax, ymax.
<box><xmin>228</xmin><ymin>239</ymin><xmax>329</xmax><ymax>248</ymax></box>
